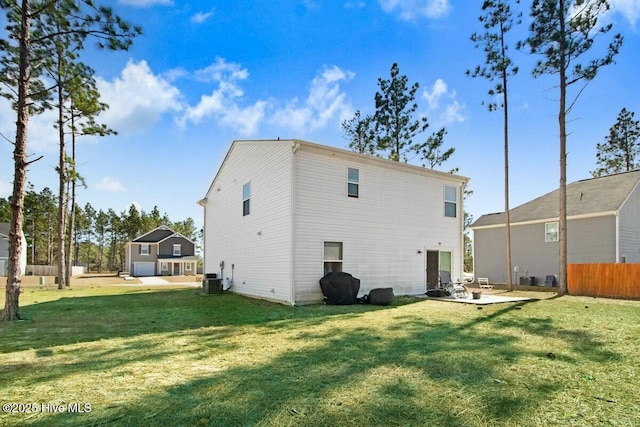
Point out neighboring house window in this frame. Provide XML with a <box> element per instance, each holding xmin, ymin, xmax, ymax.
<box><xmin>173</xmin><ymin>244</ymin><xmax>182</xmax><ymax>256</ymax></box>
<box><xmin>185</xmin><ymin>263</ymin><xmax>192</xmax><ymax>271</ymax></box>
<box><xmin>243</xmin><ymin>182</ymin><xmax>251</xmax><ymax>216</ymax></box>
<box><xmin>323</xmin><ymin>241</ymin><xmax>343</xmax><ymax>274</ymax></box>
<box><xmin>545</xmin><ymin>222</ymin><xmax>559</xmax><ymax>242</ymax></box>
<box><xmin>444</xmin><ymin>186</ymin><xmax>457</xmax><ymax>218</ymax></box>
<box><xmin>161</xmin><ymin>263</ymin><xmax>168</xmax><ymax>272</ymax></box>
<box><xmin>140</xmin><ymin>244</ymin><xmax>150</xmax><ymax>255</ymax></box>
<box><xmin>347</xmin><ymin>168</ymin><xmax>359</xmax><ymax>198</ymax></box>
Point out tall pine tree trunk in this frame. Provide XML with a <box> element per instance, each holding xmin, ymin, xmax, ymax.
<box><xmin>557</xmin><ymin>0</ymin><xmax>568</xmax><ymax>295</ymax></box>
<box><xmin>503</xmin><ymin>74</ymin><xmax>513</xmax><ymax>292</ymax></box>
<box><xmin>3</xmin><ymin>0</ymin><xmax>30</xmax><ymax>321</ymax></box>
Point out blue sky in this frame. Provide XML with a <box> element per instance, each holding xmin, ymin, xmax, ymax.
<box><xmin>1</xmin><ymin>0</ymin><xmax>639</xmax><ymax>231</ymax></box>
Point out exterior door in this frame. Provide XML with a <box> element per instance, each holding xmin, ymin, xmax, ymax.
<box><xmin>173</xmin><ymin>263</ymin><xmax>181</xmax><ymax>276</ymax></box>
<box><xmin>426</xmin><ymin>251</ymin><xmax>439</xmax><ymax>290</ymax></box>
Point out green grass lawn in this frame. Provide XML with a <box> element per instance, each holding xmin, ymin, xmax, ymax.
<box><xmin>1</xmin><ymin>283</ymin><xmax>639</xmax><ymax>426</ymax></box>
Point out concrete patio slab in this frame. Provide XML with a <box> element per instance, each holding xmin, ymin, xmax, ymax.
<box><xmin>422</xmin><ymin>294</ymin><xmax>533</xmax><ymax>305</ymax></box>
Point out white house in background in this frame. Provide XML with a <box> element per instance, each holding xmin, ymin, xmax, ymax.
<box><xmin>0</xmin><ymin>223</ymin><xmax>27</xmax><ymax>276</ymax></box>
<box><xmin>199</xmin><ymin>139</ymin><xmax>469</xmax><ymax>305</ymax></box>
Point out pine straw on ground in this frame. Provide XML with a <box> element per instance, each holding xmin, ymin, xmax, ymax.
<box><xmin>1</xmin><ymin>285</ymin><xmax>638</xmax><ymax>427</ymax></box>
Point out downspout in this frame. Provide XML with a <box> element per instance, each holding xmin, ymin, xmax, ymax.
<box><xmin>197</xmin><ymin>198</ymin><xmax>207</xmax><ymax>276</ymax></box>
<box><xmin>460</xmin><ymin>181</ymin><xmax>467</xmax><ymax>281</ymax></box>
<box><xmin>615</xmin><ymin>211</ymin><xmax>620</xmax><ymax>263</ymax></box>
<box><xmin>290</xmin><ymin>142</ymin><xmax>300</xmax><ymax>305</ymax></box>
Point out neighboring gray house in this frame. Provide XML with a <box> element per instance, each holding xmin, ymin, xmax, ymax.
<box><xmin>124</xmin><ymin>225</ymin><xmax>197</xmax><ymax>277</ymax></box>
<box><xmin>199</xmin><ymin>139</ymin><xmax>469</xmax><ymax>305</ymax></box>
<box><xmin>471</xmin><ymin>170</ymin><xmax>640</xmax><ymax>284</ymax></box>
<box><xmin>0</xmin><ymin>223</ymin><xmax>27</xmax><ymax>277</ymax></box>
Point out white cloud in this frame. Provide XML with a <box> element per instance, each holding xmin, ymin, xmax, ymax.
<box><xmin>0</xmin><ymin>95</ymin><xmax>60</xmax><ymax>153</ymax></box>
<box><xmin>180</xmin><ymin>60</ymin><xmax>354</xmax><ymax>137</ymax></box>
<box><xmin>96</xmin><ymin>60</ymin><xmax>183</xmax><ymax>135</ymax></box>
<box><xmin>95</xmin><ymin>177</ymin><xmax>126</xmax><ymax>192</ymax></box>
<box><xmin>423</xmin><ymin>78</ymin><xmax>449</xmax><ymax>110</ymax></box>
<box><xmin>270</xmin><ymin>65</ymin><xmax>354</xmax><ymax>134</ymax></box>
<box><xmin>610</xmin><ymin>0</ymin><xmax>640</xmax><ymax>26</ymax></box>
<box><xmin>117</xmin><ymin>0</ymin><xmax>172</xmax><ymax>6</ymax></box>
<box><xmin>191</xmin><ymin>10</ymin><xmax>214</xmax><ymax>24</ymax></box>
<box><xmin>179</xmin><ymin>57</ymin><xmax>267</xmax><ymax>136</ymax></box>
<box><xmin>422</xmin><ymin>78</ymin><xmax>466</xmax><ymax>125</ymax></box>
<box><xmin>379</xmin><ymin>0</ymin><xmax>450</xmax><ymax>21</ymax></box>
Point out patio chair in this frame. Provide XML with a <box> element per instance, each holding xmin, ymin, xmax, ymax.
<box><xmin>439</xmin><ymin>270</ymin><xmax>468</xmax><ymax>299</ymax></box>
<box><xmin>478</xmin><ymin>277</ymin><xmax>492</xmax><ymax>290</ymax></box>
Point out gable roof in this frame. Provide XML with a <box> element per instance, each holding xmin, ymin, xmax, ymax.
<box><xmin>132</xmin><ymin>225</ymin><xmax>175</xmax><ymax>243</ymax></box>
<box><xmin>471</xmin><ymin>170</ymin><xmax>640</xmax><ymax>228</ymax></box>
<box><xmin>200</xmin><ymin>139</ymin><xmax>469</xmax><ymax>202</ymax></box>
<box><xmin>130</xmin><ymin>225</ymin><xmax>194</xmax><ymax>245</ymax></box>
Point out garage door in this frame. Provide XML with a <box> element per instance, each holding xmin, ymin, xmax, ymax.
<box><xmin>134</xmin><ymin>262</ymin><xmax>156</xmax><ymax>277</ymax></box>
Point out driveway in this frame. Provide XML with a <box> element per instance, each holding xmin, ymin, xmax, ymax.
<box><xmin>137</xmin><ymin>276</ymin><xmax>170</xmax><ymax>285</ymax></box>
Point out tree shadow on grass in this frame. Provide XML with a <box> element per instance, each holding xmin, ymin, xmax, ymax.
<box><xmin>1</xmin><ymin>290</ymin><xmax>415</xmax><ymax>354</ymax></box>
<box><xmin>24</xmin><ymin>305</ymin><xmax>572</xmax><ymax>427</ymax></box>
<box><xmin>5</xmin><ymin>295</ymin><xmax>626</xmax><ymax>427</ymax></box>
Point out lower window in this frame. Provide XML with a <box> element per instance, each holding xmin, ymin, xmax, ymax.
<box><xmin>323</xmin><ymin>241</ymin><xmax>343</xmax><ymax>275</ymax></box>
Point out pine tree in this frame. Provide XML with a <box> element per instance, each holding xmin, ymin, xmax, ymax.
<box><xmin>468</xmin><ymin>0</ymin><xmax>521</xmax><ymax>291</ymax></box>
<box><xmin>519</xmin><ymin>0</ymin><xmax>622</xmax><ymax>294</ymax></box>
<box><xmin>592</xmin><ymin>108</ymin><xmax>640</xmax><ymax>177</ymax></box>
<box><xmin>374</xmin><ymin>63</ymin><xmax>428</xmax><ymax>162</ymax></box>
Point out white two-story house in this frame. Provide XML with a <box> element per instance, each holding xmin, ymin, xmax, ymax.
<box><xmin>199</xmin><ymin>139</ymin><xmax>468</xmax><ymax>305</ymax></box>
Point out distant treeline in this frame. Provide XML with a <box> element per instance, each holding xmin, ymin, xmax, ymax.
<box><xmin>0</xmin><ymin>186</ymin><xmax>199</xmax><ymax>272</ymax></box>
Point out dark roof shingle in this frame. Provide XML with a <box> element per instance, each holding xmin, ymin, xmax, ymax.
<box><xmin>471</xmin><ymin>170</ymin><xmax>640</xmax><ymax>227</ymax></box>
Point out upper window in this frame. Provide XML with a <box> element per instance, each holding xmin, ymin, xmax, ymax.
<box><xmin>323</xmin><ymin>241</ymin><xmax>343</xmax><ymax>275</ymax></box>
<box><xmin>444</xmin><ymin>186</ymin><xmax>457</xmax><ymax>218</ymax></box>
<box><xmin>243</xmin><ymin>182</ymin><xmax>251</xmax><ymax>216</ymax></box>
<box><xmin>173</xmin><ymin>244</ymin><xmax>182</xmax><ymax>256</ymax></box>
<box><xmin>140</xmin><ymin>244</ymin><xmax>150</xmax><ymax>255</ymax></box>
<box><xmin>545</xmin><ymin>222</ymin><xmax>559</xmax><ymax>242</ymax></box>
<box><xmin>347</xmin><ymin>168</ymin><xmax>359</xmax><ymax>198</ymax></box>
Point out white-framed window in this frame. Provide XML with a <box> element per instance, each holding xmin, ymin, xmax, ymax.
<box><xmin>323</xmin><ymin>241</ymin><xmax>343</xmax><ymax>275</ymax></box>
<box><xmin>347</xmin><ymin>167</ymin><xmax>359</xmax><ymax>198</ymax></box>
<box><xmin>444</xmin><ymin>186</ymin><xmax>457</xmax><ymax>218</ymax></box>
<box><xmin>140</xmin><ymin>244</ymin><xmax>150</xmax><ymax>255</ymax></box>
<box><xmin>439</xmin><ymin>251</ymin><xmax>452</xmax><ymax>273</ymax></box>
<box><xmin>545</xmin><ymin>222</ymin><xmax>559</xmax><ymax>242</ymax></box>
<box><xmin>173</xmin><ymin>244</ymin><xmax>182</xmax><ymax>256</ymax></box>
<box><xmin>243</xmin><ymin>182</ymin><xmax>251</xmax><ymax>216</ymax></box>
<box><xmin>185</xmin><ymin>263</ymin><xmax>192</xmax><ymax>271</ymax></box>
<box><xmin>161</xmin><ymin>263</ymin><xmax>168</xmax><ymax>272</ymax></box>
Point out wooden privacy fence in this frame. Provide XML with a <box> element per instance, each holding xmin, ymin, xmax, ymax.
<box><xmin>568</xmin><ymin>263</ymin><xmax>640</xmax><ymax>299</ymax></box>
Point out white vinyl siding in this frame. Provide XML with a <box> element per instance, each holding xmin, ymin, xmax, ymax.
<box><xmin>293</xmin><ymin>146</ymin><xmax>464</xmax><ymax>303</ymax></box>
<box><xmin>203</xmin><ymin>141</ymin><xmax>293</xmax><ymax>303</ymax></box>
